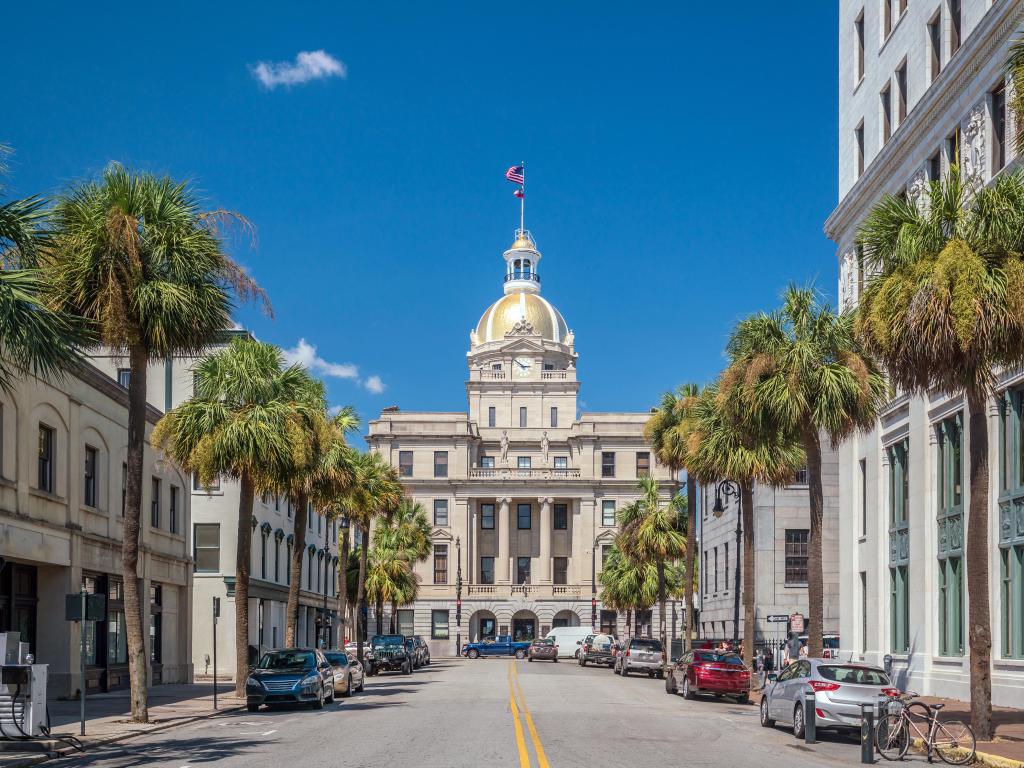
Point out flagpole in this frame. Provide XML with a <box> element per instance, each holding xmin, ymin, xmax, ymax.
<box><xmin>520</xmin><ymin>160</ymin><xmax>525</xmax><ymax>233</ymax></box>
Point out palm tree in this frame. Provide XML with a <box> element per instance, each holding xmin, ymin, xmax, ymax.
<box><xmin>645</xmin><ymin>384</ymin><xmax>702</xmax><ymax>651</ymax></box>
<box><xmin>856</xmin><ymin>165</ymin><xmax>1024</xmax><ymax>739</ymax></box>
<box><xmin>377</xmin><ymin>499</ymin><xmax>431</xmax><ymax>631</ymax></box>
<box><xmin>599</xmin><ymin>540</ymin><xmax>658</xmax><ymax>638</ymax></box>
<box><xmin>45</xmin><ymin>165</ymin><xmax>267</xmax><ymax>722</ymax></box>
<box><xmin>152</xmin><ymin>337</ymin><xmax>322</xmax><ymax>696</ymax></box>
<box><xmin>616</xmin><ymin>476</ymin><xmax>686</xmax><ymax>675</ymax></box>
<box><xmin>0</xmin><ymin>145</ymin><xmax>85</xmax><ymax>391</ymax></box>
<box><xmin>722</xmin><ymin>285</ymin><xmax>887</xmax><ymax>660</ymax></box>
<box><xmin>688</xmin><ymin>385</ymin><xmax>805</xmax><ymax>666</ymax></box>
<box><xmin>365</xmin><ymin>540</ymin><xmax>418</xmax><ymax>635</ymax></box>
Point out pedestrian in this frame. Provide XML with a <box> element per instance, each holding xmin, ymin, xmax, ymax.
<box><xmin>799</xmin><ymin>641</ymin><xmax>809</xmax><ymax>659</ymax></box>
<box><xmin>763</xmin><ymin>648</ymin><xmax>775</xmax><ymax>673</ymax></box>
<box><xmin>784</xmin><ymin>631</ymin><xmax>801</xmax><ymax>666</ymax></box>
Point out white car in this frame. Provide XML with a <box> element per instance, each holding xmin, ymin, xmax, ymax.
<box><xmin>545</xmin><ymin>626</ymin><xmax>594</xmax><ymax>659</ymax></box>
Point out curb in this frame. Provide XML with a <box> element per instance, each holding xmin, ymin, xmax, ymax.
<box><xmin>909</xmin><ymin>737</ymin><xmax>1024</xmax><ymax>768</ymax></box>
<box><xmin>0</xmin><ymin>701</ymin><xmax>245</xmax><ymax>768</ymax></box>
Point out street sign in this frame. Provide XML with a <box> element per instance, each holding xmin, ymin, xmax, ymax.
<box><xmin>790</xmin><ymin>613</ymin><xmax>805</xmax><ymax>633</ymax></box>
<box><xmin>766</xmin><ymin>615</ymin><xmax>789</xmax><ymax>623</ymax></box>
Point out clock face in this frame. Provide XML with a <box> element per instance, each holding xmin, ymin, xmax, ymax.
<box><xmin>513</xmin><ymin>357</ymin><xmax>533</xmax><ymax>378</ymax></box>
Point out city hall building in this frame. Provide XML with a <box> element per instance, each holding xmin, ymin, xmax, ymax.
<box><xmin>368</xmin><ymin>229</ymin><xmax>679</xmax><ymax>657</ymax></box>
<box><xmin>827</xmin><ymin>0</ymin><xmax>1024</xmax><ymax>705</ymax></box>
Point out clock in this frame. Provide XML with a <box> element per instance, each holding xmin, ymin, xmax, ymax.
<box><xmin>513</xmin><ymin>357</ymin><xmax>533</xmax><ymax>378</ymax></box>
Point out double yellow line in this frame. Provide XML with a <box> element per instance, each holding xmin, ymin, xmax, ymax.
<box><xmin>507</xmin><ymin>660</ymin><xmax>550</xmax><ymax>768</ymax></box>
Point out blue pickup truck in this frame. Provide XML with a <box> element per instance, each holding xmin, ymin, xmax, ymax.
<box><xmin>461</xmin><ymin>635</ymin><xmax>532</xmax><ymax>659</ymax></box>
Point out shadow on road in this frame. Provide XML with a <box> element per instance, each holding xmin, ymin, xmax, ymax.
<box><xmin>51</xmin><ymin>736</ymin><xmax>258</xmax><ymax>767</ymax></box>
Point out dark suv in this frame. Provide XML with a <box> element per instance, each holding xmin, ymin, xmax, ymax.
<box><xmin>579</xmin><ymin>633</ymin><xmax>619</xmax><ymax>668</ymax></box>
<box><xmin>365</xmin><ymin>634</ymin><xmax>413</xmax><ymax>675</ymax></box>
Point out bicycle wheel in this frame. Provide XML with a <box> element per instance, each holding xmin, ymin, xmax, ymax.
<box><xmin>933</xmin><ymin>719</ymin><xmax>976</xmax><ymax>765</ymax></box>
<box><xmin>875</xmin><ymin>714</ymin><xmax>910</xmax><ymax>761</ymax></box>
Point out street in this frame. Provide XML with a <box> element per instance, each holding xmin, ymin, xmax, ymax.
<box><xmin>38</xmin><ymin>659</ymin><xmax>866</xmax><ymax>768</ymax></box>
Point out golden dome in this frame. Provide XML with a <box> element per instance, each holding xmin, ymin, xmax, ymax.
<box><xmin>512</xmin><ymin>233</ymin><xmax>534</xmax><ymax>250</ymax></box>
<box><xmin>476</xmin><ymin>292</ymin><xmax>569</xmax><ymax>344</ymax></box>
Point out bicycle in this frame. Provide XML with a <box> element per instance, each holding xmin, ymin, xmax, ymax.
<box><xmin>875</xmin><ymin>691</ymin><xmax>976</xmax><ymax>764</ymax></box>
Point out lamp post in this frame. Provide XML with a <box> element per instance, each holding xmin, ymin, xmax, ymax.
<box><xmin>339</xmin><ymin>515</ymin><xmax>350</xmax><ymax>648</ymax></box>
<box><xmin>455</xmin><ymin>536</ymin><xmax>462</xmax><ymax>656</ymax></box>
<box><xmin>712</xmin><ymin>479</ymin><xmax>742</xmax><ymax>647</ymax></box>
<box><xmin>590</xmin><ymin>533</ymin><xmax>603</xmax><ymax>630</ymax></box>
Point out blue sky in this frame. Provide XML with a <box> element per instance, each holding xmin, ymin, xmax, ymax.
<box><xmin>4</xmin><ymin>2</ymin><xmax>839</xmax><ymax>443</ymax></box>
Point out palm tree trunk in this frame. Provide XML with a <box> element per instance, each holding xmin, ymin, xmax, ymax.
<box><xmin>376</xmin><ymin>598</ymin><xmax>384</xmax><ymax>636</ymax></box>
<box><xmin>657</xmin><ymin>560</ymin><xmax>667</xmax><ymax>675</ymax></box>
<box><xmin>285</xmin><ymin>491</ymin><xmax>309</xmax><ymax>646</ymax></box>
<box><xmin>685</xmin><ymin>476</ymin><xmax>697</xmax><ymax>652</ymax></box>
<box><xmin>123</xmin><ymin>345</ymin><xmax>149</xmax><ymax>723</ymax></box>
<box><xmin>234</xmin><ymin>471</ymin><xmax>255</xmax><ymax>697</ymax></box>
<box><xmin>337</xmin><ymin>526</ymin><xmax>350</xmax><ymax>649</ymax></box>
<box><xmin>802</xmin><ymin>428</ymin><xmax>825</xmax><ymax>660</ymax></box>
<box><xmin>626</xmin><ymin>608</ymin><xmax>632</xmax><ymax>639</ymax></box>
<box><xmin>356</xmin><ymin>523</ymin><xmax>369</xmax><ymax>662</ymax></box>
<box><xmin>741</xmin><ymin>483</ymin><xmax>756</xmax><ymax>669</ymax></box>
<box><xmin>966</xmin><ymin>388</ymin><xmax>993</xmax><ymax>740</ymax></box>
<box><xmin>390</xmin><ymin>599</ymin><xmax>398</xmax><ymax>634</ymax></box>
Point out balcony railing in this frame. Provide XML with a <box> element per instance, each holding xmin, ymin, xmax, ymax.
<box><xmin>504</xmin><ymin>271</ymin><xmax>540</xmax><ymax>283</ymax></box>
<box><xmin>468</xmin><ymin>467</ymin><xmax>581</xmax><ymax>480</ymax></box>
<box><xmin>443</xmin><ymin>584</ymin><xmax>586</xmax><ymax>598</ymax></box>
<box><xmin>541</xmin><ymin>371</ymin><xmax>567</xmax><ymax>379</ymax></box>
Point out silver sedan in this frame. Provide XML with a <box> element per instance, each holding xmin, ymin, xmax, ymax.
<box><xmin>760</xmin><ymin>659</ymin><xmax>894</xmax><ymax>738</ymax></box>
<box><xmin>323</xmin><ymin>651</ymin><xmax>365</xmax><ymax>697</ymax></box>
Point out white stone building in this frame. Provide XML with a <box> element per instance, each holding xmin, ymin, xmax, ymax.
<box><xmin>91</xmin><ymin>333</ymin><xmax>341</xmax><ymax>678</ymax></box>
<box><xmin>827</xmin><ymin>0</ymin><xmax>1024</xmax><ymax>705</ymax></box>
<box><xmin>0</xmin><ymin>362</ymin><xmax>192</xmax><ymax>697</ymax></box>
<box><xmin>367</xmin><ymin>230</ymin><xmax>681</xmax><ymax>658</ymax></box>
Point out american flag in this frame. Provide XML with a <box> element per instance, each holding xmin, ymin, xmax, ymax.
<box><xmin>505</xmin><ymin>165</ymin><xmax>524</xmax><ymax>185</ymax></box>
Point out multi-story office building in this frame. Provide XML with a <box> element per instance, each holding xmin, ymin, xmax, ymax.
<box><xmin>91</xmin><ymin>333</ymin><xmax>341</xmax><ymax>677</ymax></box>
<box><xmin>697</xmin><ymin>452</ymin><xmax>840</xmax><ymax>644</ymax></box>
<box><xmin>827</xmin><ymin>0</ymin><xmax>1024</xmax><ymax>704</ymax></box>
<box><xmin>367</xmin><ymin>230</ymin><xmax>679</xmax><ymax>658</ymax></box>
<box><xmin>0</xmin><ymin>361</ymin><xmax>192</xmax><ymax>696</ymax></box>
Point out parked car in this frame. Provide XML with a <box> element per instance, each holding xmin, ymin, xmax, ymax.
<box><xmin>364</xmin><ymin>634</ymin><xmax>414</xmax><ymax>675</ymax></box>
<box><xmin>405</xmin><ymin>637</ymin><xmax>421</xmax><ymax>669</ymax></box>
<box><xmin>761</xmin><ymin>659</ymin><xmax>894</xmax><ymax>738</ymax></box>
<box><xmin>614</xmin><ymin>637</ymin><xmax>665</xmax><ymax>678</ymax></box>
<box><xmin>412</xmin><ymin>635</ymin><xmax>431</xmax><ymax>666</ymax></box>
<box><xmin>545</xmin><ymin>626</ymin><xmax>593</xmax><ymax>659</ymax></box>
<box><xmin>666</xmin><ymin>649</ymin><xmax>750</xmax><ymax>703</ymax></box>
<box><xmin>528</xmin><ymin>638</ymin><xmax>559</xmax><ymax>662</ymax></box>
<box><xmin>323</xmin><ymin>650</ymin><xmax>364</xmax><ymax>697</ymax></box>
<box><xmin>245</xmin><ymin>648</ymin><xmax>335</xmax><ymax>711</ymax></box>
<box><xmin>579</xmin><ymin>634</ymin><xmax>619</xmax><ymax>668</ymax></box>
<box><xmin>461</xmin><ymin>635</ymin><xmax>531</xmax><ymax>659</ymax></box>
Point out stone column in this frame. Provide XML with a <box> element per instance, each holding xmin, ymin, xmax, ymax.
<box><xmin>498</xmin><ymin>497</ymin><xmax>511</xmax><ymax>584</ymax></box>
<box><xmin>539</xmin><ymin>497</ymin><xmax>552</xmax><ymax>583</ymax></box>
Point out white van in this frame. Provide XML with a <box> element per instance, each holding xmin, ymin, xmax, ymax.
<box><xmin>545</xmin><ymin>626</ymin><xmax>594</xmax><ymax>659</ymax></box>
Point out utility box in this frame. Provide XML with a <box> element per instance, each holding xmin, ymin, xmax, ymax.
<box><xmin>0</xmin><ymin>664</ymin><xmax>47</xmax><ymax>738</ymax></box>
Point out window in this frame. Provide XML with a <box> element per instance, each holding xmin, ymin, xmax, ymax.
<box><xmin>855</xmin><ymin>122</ymin><xmax>865</xmax><ymax>178</ymax></box>
<box><xmin>519</xmin><ymin>407</ymin><xmax>527</xmax><ymax>428</ymax></box>
<box><xmin>946</xmin><ymin>127</ymin><xmax>962</xmax><ymax>169</ymax></box>
<box><xmin>37</xmin><ymin>424</ymin><xmax>54</xmax><ymax>493</ymax></box>
<box><xmin>117</xmin><ymin>369</ymin><xmax>131</xmax><ymax>389</ymax></box>
<box><xmin>517</xmin><ymin>456</ymin><xmax>532</xmax><ymax>469</ymax></box>
<box><xmin>993</xmin><ymin>83</ymin><xmax>1007</xmax><ymax>175</ymax></box>
<box><xmin>1002</xmin><ymin>545</ymin><xmax>1024</xmax><ymax>659</ymax></box>
<box><xmin>274</xmin><ymin>535</ymin><xmax>281</xmax><ymax>582</ymax></box>
<box><xmin>860</xmin><ymin>571</ymin><xmax>868</xmax><ymax>654</ymax></box>
<box><xmin>938</xmin><ymin>556</ymin><xmax>963</xmax><ymax>656</ymax></box>
<box><xmin>260</xmin><ymin>529</ymin><xmax>268</xmax><ymax>579</ymax></box>
<box><xmin>488</xmin><ymin>407</ymin><xmax>496</xmax><ymax>427</ymax></box>
<box><xmin>553</xmin><ymin>503</ymin><xmax>568</xmax><ymax>530</ymax></box>
<box><xmin>601</xmin><ymin>500</ymin><xmax>616</xmax><ymax>527</ymax></box>
<box><xmin>431</xmin><ymin>610</ymin><xmax>449</xmax><ymax>640</ymax></box>
<box><xmin>896</xmin><ymin>62</ymin><xmax>907</xmax><ymax>125</ymax></box>
<box><xmin>550</xmin><ymin>407</ymin><xmax>558</xmax><ymax>428</ymax></box>
<box><xmin>860</xmin><ymin>458</ymin><xmax>868</xmax><ymax>536</ymax></box>
<box><xmin>636</xmin><ymin>452</ymin><xmax>650</xmax><ymax>477</ymax></box>
<box><xmin>399</xmin><ymin>451</ymin><xmax>413</xmax><ymax>477</ymax></box>
<box><xmin>703</xmin><ymin>551</ymin><xmax>708</xmax><ymax>595</ymax></box>
<box><xmin>888</xmin><ymin>439</ymin><xmax>910</xmax><ymax>527</ymax></box>
<box><xmin>928</xmin><ymin>12</ymin><xmax>941</xmax><ymax>82</ymax></box>
<box><xmin>168</xmin><ymin>485</ymin><xmax>179</xmax><ymax>534</ymax></box>
<box><xmin>480</xmin><ymin>456</ymin><xmax>494</xmax><ymax>469</ymax></box>
<box><xmin>601</xmin><ymin>545</ymin><xmax>612</xmax><ymax>570</ymax></box>
<box><xmin>193</xmin><ymin>524</ymin><xmax>220</xmax><ymax>572</ymax></box>
<box><xmin>854</xmin><ymin>11</ymin><xmax>865</xmax><ymax>82</ymax></box>
<box><xmin>491</xmin><ymin>363</ymin><xmax>502</xmax><ymax>371</ymax></box>
<box><xmin>880</xmin><ymin>83</ymin><xmax>892</xmax><ymax>144</ymax></box>
<box><xmin>84</xmin><ymin>446</ymin><xmax>98</xmax><ymax>507</ymax></box>
<box><xmin>949</xmin><ymin>0</ymin><xmax>961</xmax><ymax>56</ymax></box>
<box><xmin>149</xmin><ymin>583</ymin><xmax>163</xmax><ymax>663</ymax></box>
<box><xmin>397</xmin><ymin>609</ymin><xmax>414</xmax><ymax>638</ymax></box>
<box><xmin>516</xmin><ymin>557</ymin><xmax>531</xmax><ymax>585</ymax></box>
<box><xmin>889</xmin><ymin>563</ymin><xmax>910</xmax><ymax>653</ymax></box>
<box><xmin>192</xmin><ymin>472</ymin><xmax>220</xmax><ymax>492</ymax></box>
<box><xmin>433</xmin><ymin>451</ymin><xmax>448</xmax><ymax>478</ymax></box>
<box><xmin>480</xmin><ymin>557</ymin><xmax>495</xmax><ymax>584</ymax></box>
<box><xmin>724</xmin><ymin>542</ymin><xmax>730</xmax><ymax>592</ymax></box>
<box><xmin>480</xmin><ymin>502</ymin><xmax>495</xmax><ymax>529</ymax></box>
<box><xmin>601</xmin><ymin>452</ymin><xmax>615</xmax><ymax>478</ymax></box>
<box><xmin>784</xmin><ymin>530</ymin><xmax>809</xmax><ymax>585</ymax></box>
<box><xmin>150</xmin><ymin>477</ymin><xmax>161</xmax><ymax>528</ymax></box>
<box><xmin>938</xmin><ymin>415</ymin><xmax>963</xmax><ymax>513</ymax></box>
<box><xmin>553</xmin><ymin>557</ymin><xmax>568</xmax><ymax>585</ymax></box>
<box><xmin>882</xmin><ymin>0</ymin><xmax>892</xmax><ymax>39</ymax></box>
<box><xmin>928</xmin><ymin>149</ymin><xmax>941</xmax><ymax>181</ymax></box>
<box><xmin>792</xmin><ymin>466</ymin><xmax>809</xmax><ymax>485</ymax></box>
<box><xmin>275</xmin><ymin>495</ymin><xmax>280</xmax><ymax>512</ymax></box>
<box><xmin>713</xmin><ymin>546</ymin><xmax>719</xmax><ymax>592</ymax></box>
<box><xmin>434</xmin><ymin>499</ymin><xmax>449</xmax><ymax>526</ymax></box>
<box><xmin>517</xmin><ymin>503</ymin><xmax>531</xmax><ymax>529</ymax></box>
<box><xmin>553</xmin><ymin>456</ymin><xmax>567</xmax><ymax>470</ymax></box>
<box><xmin>600</xmin><ymin>610</ymin><xmax>617</xmax><ymax>636</ymax></box>
<box><xmin>433</xmin><ymin>545</ymin><xmax>448</xmax><ymax>584</ymax></box>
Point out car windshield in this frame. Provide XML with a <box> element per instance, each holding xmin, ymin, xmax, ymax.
<box><xmin>323</xmin><ymin>652</ymin><xmax>348</xmax><ymax>667</ymax></box>
<box><xmin>257</xmin><ymin>651</ymin><xmax>315</xmax><ymax>671</ymax></box>
<box><xmin>630</xmin><ymin>639</ymin><xmax>662</xmax><ymax>651</ymax></box>
<box><xmin>693</xmin><ymin>652</ymin><xmax>742</xmax><ymax>664</ymax></box>
<box><xmin>818</xmin><ymin>665</ymin><xmax>889</xmax><ymax>685</ymax></box>
<box><xmin>371</xmin><ymin>635</ymin><xmax>405</xmax><ymax>648</ymax></box>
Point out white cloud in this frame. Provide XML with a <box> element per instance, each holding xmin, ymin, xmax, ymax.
<box><xmin>282</xmin><ymin>339</ymin><xmax>386</xmax><ymax>395</ymax></box>
<box><xmin>250</xmin><ymin>50</ymin><xmax>347</xmax><ymax>89</ymax></box>
<box><xmin>363</xmin><ymin>375</ymin><xmax>385</xmax><ymax>394</ymax></box>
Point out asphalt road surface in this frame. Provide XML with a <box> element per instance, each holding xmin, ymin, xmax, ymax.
<box><xmin>42</xmin><ymin>658</ymin><xmax>869</xmax><ymax>768</ymax></box>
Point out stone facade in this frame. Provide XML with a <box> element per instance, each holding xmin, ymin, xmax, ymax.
<box><xmin>367</xmin><ymin>230</ymin><xmax>681</xmax><ymax>658</ymax></box>
<box><xmin>828</xmin><ymin>0</ymin><xmax>1024</xmax><ymax>705</ymax></box>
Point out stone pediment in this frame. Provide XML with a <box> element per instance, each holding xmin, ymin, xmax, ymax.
<box><xmin>431</xmin><ymin>528</ymin><xmax>455</xmax><ymax>542</ymax></box>
<box><xmin>493</xmin><ymin>337</ymin><xmax>546</xmax><ymax>354</ymax></box>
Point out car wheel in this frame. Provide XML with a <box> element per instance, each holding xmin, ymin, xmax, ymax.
<box><xmin>736</xmin><ymin>693</ymin><xmax>750</xmax><ymax>705</ymax></box>
<box><xmin>665</xmin><ymin>672</ymin><xmax>677</xmax><ymax>695</ymax></box>
<box><xmin>553</xmin><ymin>656</ymin><xmax>558</xmax><ymax>663</ymax></box>
<box><xmin>528</xmin><ymin>656</ymin><xmax>534</xmax><ymax>662</ymax></box>
<box><xmin>356</xmin><ymin>674</ymin><xmax>364</xmax><ymax>692</ymax></box>
<box><xmin>515</xmin><ymin>649</ymin><xmax>526</xmax><ymax>659</ymax></box>
<box><xmin>468</xmin><ymin>649</ymin><xmax>480</xmax><ymax>659</ymax></box>
<box><xmin>682</xmin><ymin>676</ymin><xmax>695</xmax><ymax>700</ymax></box>
<box><xmin>574</xmin><ymin>649</ymin><xmax>581</xmax><ymax>659</ymax></box>
<box><xmin>327</xmin><ymin>683</ymin><xmax>335</xmax><ymax>703</ymax></box>
<box><xmin>247</xmin><ymin>703</ymin><xmax>259</xmax><ymax>712</ymax></box>
<box><xmin>760</xmin><ymin>697</ymin><xmax>775</xmax><ymax>727</ymax></box>
<box><xmin>342</xmin><ymin>675</ymin><xmax>352</xmax><ymax>698</ymax></box>
<box><xmin>622</xmin><ymin>665</ymin><xmax>630</xmax><ymax>677</ymax></box>
<box><xmin>657</xmin><ymin>669</ymin><xmax>665</xmax><ymax>680</ymax></box>
<box><xmin>580</xmin><ymin>657</ymin><xmax>587</xmax><ymax>667</ymax></box>
<box><xmin>792</xmin><ymin>705</ymin><xmax>805</xmax><ymax>740</ymax></box>
<box><xmin>313</xmin><ymin>685</ymin><xmax>325</xmax><ymax>710</ymax></box>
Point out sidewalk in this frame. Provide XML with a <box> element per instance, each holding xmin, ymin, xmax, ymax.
<box><xmin>0</xmin><ymin>682</ymin><xmax>242</xmax><ymax>767</ymax></box>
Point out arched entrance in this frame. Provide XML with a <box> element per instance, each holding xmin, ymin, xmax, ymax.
<box><xmin>552</xmin><ymin>609</ymin><xmax>580</xmax><ymax>628</ymax></box>
<box><xmin>511</xmin><ymin>610</ymin><xmax>538</xmax><ymax>641</ymax></box>
<box><xmin>469</xmin><ymin>610</ymin><xmax>497</xmax><ymax>642</ymax></box>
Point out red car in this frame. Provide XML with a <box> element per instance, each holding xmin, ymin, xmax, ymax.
<box><xmin>665</xmin><ymin>649</ymin><xmax>751</xmax><ymax>704</ymax></box>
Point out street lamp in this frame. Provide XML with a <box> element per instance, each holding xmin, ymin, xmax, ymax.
<box><xmin>712</xmin><ymin>479</ymin><xmax>742</xmax><ymax>647</ymax></box>
<box><xmin>339</xmin><ymin>515</ymin><xmax>349</xmax><ymax>649</ymax></box>
<box><xmin>590</xmin><ymin>533</ymin><xmax>605</xmax><ymax>630</ymax></box>
<box><xmin>455</xmin><ymin>536</ymin><xmax>463</xmax><ymax>656</ymax></box>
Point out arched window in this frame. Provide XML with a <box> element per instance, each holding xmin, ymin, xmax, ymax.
<box><xmin>523</xmin><ymin>259</ymin><xmax>532</xmax><ymax>276</ymax></box>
